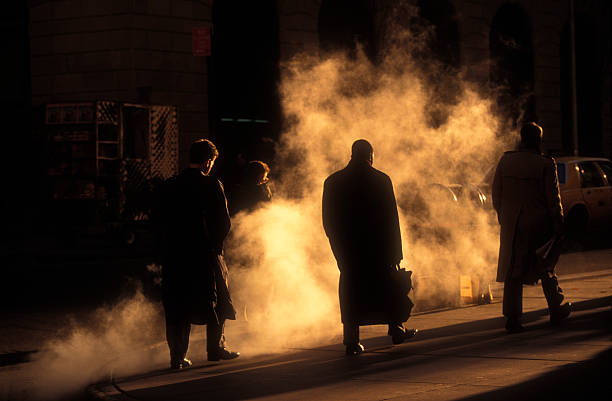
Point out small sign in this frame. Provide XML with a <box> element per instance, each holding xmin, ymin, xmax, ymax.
<box><xmin>192</xmin><ymin>27</ymin><xmax>211</xmax><ymax>56</ymax></box>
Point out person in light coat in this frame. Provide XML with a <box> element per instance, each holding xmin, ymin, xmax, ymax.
<box><xmin>492</xmin><ymin>122</ymin><xmax>571</xmax><ymax>333</ymax></box>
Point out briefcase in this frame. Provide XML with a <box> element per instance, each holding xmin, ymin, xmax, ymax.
<box><xmin>536</xmin><ymin>234</ymin><xmax>565</xmax><ymax>271</ymax></box>
<box><xmin>390</xmin><ymin>264</ymin><xmax>414</xmax><ymax>321</ymax></box>
<box><xmin>395</xmin><ymin>266</ymin><xmax>413</xmax><ymax>295</ymax></box>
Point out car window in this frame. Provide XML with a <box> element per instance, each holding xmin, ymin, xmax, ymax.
<box><xmin>597</xmin><ymin>161</ymin><xmax>612</xmax><ymax>186</ymax></box>
<box><xmin>555</xmin><ymin>163</ymin><xmax>566</xmax><ymax>185</ymax></box>
<box><xmin>579</xmin><ymin>162</ymin><xmax>606</xmax><ymax>188</ymax></box>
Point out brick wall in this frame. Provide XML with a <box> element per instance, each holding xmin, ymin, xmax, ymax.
<box><xmin>29</xmin><ymin>0</ymin><xmax>212</xmax><ymax>168</ymax></box>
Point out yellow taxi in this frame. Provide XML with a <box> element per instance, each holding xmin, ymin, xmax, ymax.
<box><xmin>554</xmin><ymin>157</ymin><xmax>612</xmax><ymax>231</ymax></box>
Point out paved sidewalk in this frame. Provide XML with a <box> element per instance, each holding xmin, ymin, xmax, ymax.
<box><xmin>90</xmin><ymin>271</ymin><xmax>612</xmax><ymax>401</ymax></box>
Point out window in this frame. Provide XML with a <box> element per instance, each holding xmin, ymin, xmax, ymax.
<box><xmin>555</xmin><ymin>163</ymin><xmax>566</xmax><ymax>184</ymax></box>
<box><xmin>597</xmin><ymin>161</ymin><xmax>612</xmax><ymax>186</ymax></box>
<box><xmin>579</xmin><ymin>162</ymin><xmax>605</xmax><ymax>188</ymax></box>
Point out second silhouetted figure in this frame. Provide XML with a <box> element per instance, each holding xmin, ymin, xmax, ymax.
<box><xmin>323</xmin><ymin>139</ymin><xmax>417</xmax><ymax>355</ymax></box>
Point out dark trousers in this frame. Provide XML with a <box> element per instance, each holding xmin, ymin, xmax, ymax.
<box><xmin>503</xmin><ymin>272</ymin><xmax>565</xmax><ymax>318</ymax></box>
<box><xmin>166</xmin><ymin>317</ymin><xmax>225</xmax><ymax>363</ymax></box>
<box><xmin>343</xmin><ymin>322</ymin><xmax>405</xmax><ymax>345</ymax></box>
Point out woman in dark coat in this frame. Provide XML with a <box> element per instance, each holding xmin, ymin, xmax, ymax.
<box><xmin>323</xmin><ymin>139</ymin><xmax>416</xmax><ymax>355</ymax></box>
<box><xmin>492</xmin><ymin>123</ymin><xmax>571</xmax><ymax>333</ymax></box>
<box><xmin>228</xmin><ymin>160</ymin><xmax>272</xmax><ymax>216</ymax></box>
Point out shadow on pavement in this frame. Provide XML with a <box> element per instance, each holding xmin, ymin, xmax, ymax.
<box><xmin>453</xmin><ymin>347</ymin><xmax>612</xmax><ymax>401</ymax></box>
<box><xmin>112</xmin><ymin>297</ymin><xmax>611</xmax><ymax>401</ymax></box>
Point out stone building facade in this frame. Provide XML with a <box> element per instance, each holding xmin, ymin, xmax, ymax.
<box><xmin>26</xmin><ymin>0</ymin><xmax>612</xmax><ymax>165</ymax></box>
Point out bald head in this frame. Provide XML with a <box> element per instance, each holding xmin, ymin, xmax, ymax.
<box><xmin>520</xmin><ymin>122</ymin><xmax>543</xmax><ymax>151</ymax></box>
<box><xmin>351</xmin><ymin>139</ymin><xmax>374</xmax><ymax>165</ymax></box>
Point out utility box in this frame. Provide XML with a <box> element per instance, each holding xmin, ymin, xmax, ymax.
<box><xmin>43</xmin><ymin>101</ymin><xmax>178</xmax><ymax>234</ymax></box>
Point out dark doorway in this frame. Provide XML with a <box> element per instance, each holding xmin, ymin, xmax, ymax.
<box><xmin>561</xmin><ymin>18</ymin><xmax>603</xmax><ymax>156</ymax></box>
<box><xmin>208</xmin><ymin>1</ymin><xmax>280</xmax><ymax>184</ymax></box>
<box><xmin>0</xmin><ymin>2</ymin><xmax>32</xmax><ymax>241</ymax></box>
<box><xmin>489</xmin><ymin>3</ymin><xmax>536</xmax><ymax>126</ymax></box>
<box><xmin>318</xmin><ymin>0</ymin><xmax>378</xmax><ymax>62</ymax></box>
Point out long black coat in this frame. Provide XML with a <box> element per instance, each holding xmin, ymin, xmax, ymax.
<box><xmin>492</xmin><ymin>150</ymin><xmax>564</xmax><ymax>284</ymax></box>
<box><xmin>156</xmin><ymin>168</ymin><xmax>236</xmax><ymax>325</ymax></box>
<box><xmin>323</xmin><ymin>160</ymin><xmax>407</xmax><ymax>325</ymax></box>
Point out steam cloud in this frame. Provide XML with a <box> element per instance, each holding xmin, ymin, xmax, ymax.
<box><xmin>4</xmin><ymin>10</ymin><xmax>521</xmax><ymax>400</ymax></box>
<box><xmin>2</xmin><ymin>290</ymin><xmax>166</xmax><ymax>401</ymax></box>
<box><xmin>226</xmin><ymin>15</ymin><xmax>516</xmax><ymax>351</ymax></box>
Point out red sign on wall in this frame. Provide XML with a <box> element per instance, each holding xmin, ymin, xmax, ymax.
<box><xmin>192</xmin><ymin>27</ymin><xmax>211</xmax><ymax>56</ymax></box>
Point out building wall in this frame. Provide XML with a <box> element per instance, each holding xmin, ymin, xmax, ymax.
<box><xmin>278</xmin><ymin>0</ymin><xmax>320</xmax><ymax>59</ymax></box>
<box><xmin>29</xmin><ymin>0</ymin><xmax>212</xmax><ymax>167</ymax></box>
<box><xmin>530</xmin><ymin>0</ymin><xmax>565</xmax><ymax>152</ymax></box>
<box><xmin>453</xmin><ymin>0</ymin><xmax>565</xmax><ymax>150</ymax></box>
<box><xmin>277</xmin><ymin>0</ymin><xmax>572</xmax><ymax>151</ymax></box>
<box><xmin>28</xmin><ymin>0</ymin><xmax>611</xmax><ymax>164</ymax></box>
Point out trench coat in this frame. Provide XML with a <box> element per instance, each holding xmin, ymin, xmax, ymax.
<box><xmin>323</xmin><ymin>159</ymin><xmax>411</xmax><ymax>325</ymax></box>
<box><xmin>156</xmin><ymin>168</ymin><xmax>236</xmax><ymax>325</ymax></box>
<box><xmin>492</xmin><ymin>150</ymin><xmax>564</xmax><ymax>284</ymax></box>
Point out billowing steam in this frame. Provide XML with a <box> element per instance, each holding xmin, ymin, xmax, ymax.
<box><xmin>6</xmin><ymin>11</ymin><xmax>521</xmax><ymax>400</ymax></box>
<box><xmin>226</xmin><ymin>20</ymin><xmax>516</xmax><ymax>350</ymax></box>
<box><xmin>3</xmin><ymin>290</ymin><xmax>166</xmax><ymax>401</ymax></box>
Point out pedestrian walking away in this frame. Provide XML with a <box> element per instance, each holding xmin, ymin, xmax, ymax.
<box><xmin>492</xmin><ymin>122</ymin><xmax>572</xmax><ymax>333</ymax></box>
<box><xmin>154</xmin><ymin>138</ymin><xmax>240</xmax><ymax>369</ymax></box>
<box><xmin>322</xmin><ymin>139</ymin><xmax>417</xmax><ymax>355</ymax></box>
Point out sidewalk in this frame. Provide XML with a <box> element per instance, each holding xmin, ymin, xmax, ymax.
<box><xmin>90</xmin><ymin>271</ymin><xmax>612</xmax><ymax>401</ymax></box>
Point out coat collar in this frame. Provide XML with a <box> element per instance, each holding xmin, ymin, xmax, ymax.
<box><xmin>347</xmin><ymin>159</ymin><xmax>372</xmax><ymax>169</ymax></box>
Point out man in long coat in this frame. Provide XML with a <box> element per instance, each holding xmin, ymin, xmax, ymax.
<box><xmin>323</xmin><ymin>139</ymin><xmax>417</xmax><ymax>355</ymax></box>
<box><xmin>156</xmin><ymin>139</ymin><xmax>239</xmax><ymax>368</ymax></box>
<box><xmin>492</xmin><ymin>122</ymin><xmax>571</xmax><ymax>333</ymax></box>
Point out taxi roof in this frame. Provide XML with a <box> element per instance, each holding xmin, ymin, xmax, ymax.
<box><xmin>554</xmin><ymin>156</ymin><xmax>611</xmax><ymax>164</ymax></box>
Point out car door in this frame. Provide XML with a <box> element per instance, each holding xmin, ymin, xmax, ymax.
<box><xmin>578</xmin><ymin>161</ymin><xmax>609</xmax><ymax>227</ymax></box>
<box><xmin>595</xmin><ymin>160</ymin><xmax>612</xmax><ymax>224</ymax></box>
<box><xmin>556</xmin><ymin>162</ymin><xmax>583</xmax><ymax>215</ymax></box>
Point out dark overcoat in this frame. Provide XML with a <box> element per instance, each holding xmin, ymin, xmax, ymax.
<box><xmin>323</xmin><ymin>159</ymin><xmax>409</xmax><ymax>325</ymax></box>
<box><xmin>156</xmin><ymin>168</ymin><xmax>236</xmax><ymax>325</ymax></box>
<box><xmin>492</xmin><ymin>150</ymin><xmax>564</xmax><ymax>284</ymax></box>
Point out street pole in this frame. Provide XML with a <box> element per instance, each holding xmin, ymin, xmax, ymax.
<box><xmin>570</xmin><ymin>0</ymin><xmax>579</xmax><ymax>155</ymax></box>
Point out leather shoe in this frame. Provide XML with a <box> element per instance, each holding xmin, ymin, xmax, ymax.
<box><xmin>170</xmin><ymin>357</ymin><xmax>192</xmax><ymax>370</ymax></box>
<box><xmin>550</xmin><ymin>302</ymin><xmax>571</xmax><ymax>325</ymax></box>
<box><xmin>505</xmin><ymin>318</ymin><xmax>524</xmax><ymax>334</ymax></box>
<box><xmin>208</xmin><ymin>348</ymin><xmax>240</xmax><ymax>361</ymax></box>
<box><xmin>391</xmin><ymin>328</ymin><xmax>418</xmax><ymax>345</ymax></box>
<box><xmin>345</xmin><ymin>343</ymin><xmax>365</xmax><ymax>356</ymax></box>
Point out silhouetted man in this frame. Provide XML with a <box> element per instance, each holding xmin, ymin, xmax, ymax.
<box><xmin>156</xmin><ymin>139</ymin><xmax>239</xmax><ymax>368</ymax></box>
<box><xmin>492</xmin><ymin>122</ymin><xmax>571</xmax><ymax>333</ymax></box>
<box><xmin>323</xmin><ymin>139</ymin><xmax>417</xmax><ymax>355</ymax></box>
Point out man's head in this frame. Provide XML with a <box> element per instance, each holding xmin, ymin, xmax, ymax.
<box><xmin>190</xmin><ymin>139</ymin><xmax>219</xmax><ymax>175</ymax></box>
<box><xmin>351</xmin><ymin>139</ymin><xmax>374</xmax><ymax>165</ymax></box>
<box><xmin>520</xmin><ymin>122</ymin><xmax>543</xmax><ymax>151</ymax></box>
